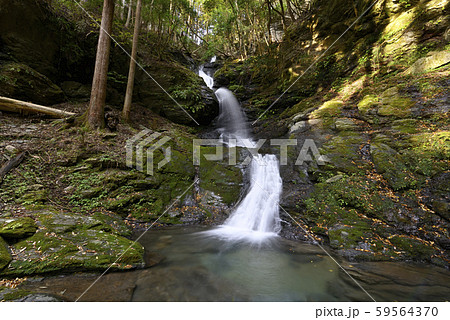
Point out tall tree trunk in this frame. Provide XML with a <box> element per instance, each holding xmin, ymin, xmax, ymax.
<box><xmin>86</xmin><ymin>0</ymin><xmax>115</xmax><ymax>130</ymax></box>
<box><xmin>279</xmin><ymin>0</ymin><xmax>286</xmax><ymax>30</ymax></box>
<box><xmin>266</xmin><ymin>0</ymin><xmax>272</xmax><ymax>44</ymax></box>
<box><xmin>125</xmin><ymin>0</ymin><xmax>133</xmax><ymax>28</ymax></box>
<box><xmin>122</xmin><ymin>0</ymin><xmax>144</xmax><ymax>122</ymax></box>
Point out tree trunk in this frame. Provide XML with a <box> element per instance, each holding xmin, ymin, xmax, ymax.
<box><xmin>122</xmin><ymin>0</ymin><xmax>143</xmax><ymax>122</ymax></box>
<box><xmin>125</xmin><ymin>0</ymin><xmax>133</xmax><ymax>28</ymax></box>
<box><xmin>86</xmin><ymin>0</ymin><xmax>115</xmax><ymax>130</ymax></box>
<box><xmin>0</xmin><ymin>152</ymin><xmax>25</xmax><ymax>185</ymax></box>
<box><xmin>0</xmin><ymin>96</ymin><xmax>75</xmax><ymax>118</ymax></box>
<box><xmin>279</xmin><ymin>0</ymin><xmax>287</xmax><ymax>30</ymax></box>
<box><xmin>266</xmin><ymin>0</ymin><xmax>272</xmax><ymax>44</ymax></box>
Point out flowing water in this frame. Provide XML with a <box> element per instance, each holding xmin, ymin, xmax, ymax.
<box><xmin>206</xmin><ymin>153</ymin><xmax>282</xmax><ymax>242</ymax></box>
<box><xmin>204</xmin><ymin>80</ymin><xmax>283</xmax><ymax>242</ymax></box>
<box><xmin>198</xmin><ymin>65</ymin><xmax>214</xmax><ymax>90</ymax></box>
<box><xmin>22</xmin><ymin>226</ymin><xmax>450</xmax><ymax>301</ymax></box>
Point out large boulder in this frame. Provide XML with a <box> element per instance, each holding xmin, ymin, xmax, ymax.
<box><xmin>0</xmin><ymin>211</ymin><xmax>144</xmax><ymax>276</ymax></box>
<box><xmin>0</xmin><ymin>217</ymin><xmax>37</xmax><ymax>240</ymax></box>
<box><xmin>0</xmin><ymin>62</ymin><xmax>65</xmax><ymax>105</ymax></box>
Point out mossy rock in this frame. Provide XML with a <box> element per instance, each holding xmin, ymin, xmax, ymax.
<box><xmin>389</xmin><ymin>235</ymin><xmax>437</xmax><ymax>261</ymax></box>
<box><xmin>391</xmin><ymin>119</ymin><xmax>418</xmax><ymax>134</ymax></box>
<box><xmin>0</xmin><ymin>62</ymin><xmax>64</xmax><ymax>105</ymax></box>
<box><xmin>328</xmin><ymin>223</ymin><xmax>372</xmax><ymax>250</ymax></box>
<box><xmin>406</xmin><ymin>50</ymin><xmax>450</xmax><ymax>74</ymax></box>
<box><xmin>0</xmin><ymin>289</ymin><xmax>32</xmax><ymax>301</ymax></box>
<box><xmin>2</xmin><ymin>230</ymin><xmax>144</xmax><ymax>276</ymax></box>
<box><xmin>377</xmin><ymin>87</ymin><xmax>415</xmax><ymax>118</ymax></box>
<box><xmin>19</xmin><ymin>189</ymin><xmax>49</xmax><ymax>205</ymax></box>
<box><xmin>358</xmin><ymin>94</ymin><xmax>379</xmax><ymax>114</ymax></box>
<box><xmin>0</xmin><ymin>236</ymin><xmax>12</xmax><ymax>271</ymax></box>
<box><xmin>198</xmin><ymin>147</ymin><xmax>243</xmax><ymax>205</ymax></box>
<box><xmin>0</xmin><ymin>217</ymin><xmax>37</xmax><ymax>239</ymax></box>
<box><xmin>370</xmin><ymin>143</ymin><xmax>418</xmax><ymax>190</ymax></box>
<box><xmin>334</xmin><ymin>118</ymin><xmax>359</xmax><ymax>131</ymax></box>
<box><xmin>320</xmin><ymin>131</ymin><xmax>368</xmax><ymax>174</ymax></box>
<box><xmin>310</xmin><ymin>100</ymin><xmax>344</xmax><ymax>119</ymax></box>
<box><xmin>409</xmin><ymin>131</ymin><xmax>449</xmax><ymax>160</ymax></box>
<box><xmin>35</xmin><ymin>211</ymin><xmax>109</xmax><ymax>233</ymax></box>
<box><xmin>91</xmin><ymin>212</ymin><xmax>132</xmax><ymax>237</ymax></box>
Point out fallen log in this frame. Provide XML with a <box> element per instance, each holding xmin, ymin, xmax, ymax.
<box><xmin>0</xmin><ymin>96</ymin><xmax>75</xmax><ymax>118</ymax></box>
<box><xmin>0</xmin><ymin>152</ymin><xmax>25</xmax><ymax>185</ymax></box>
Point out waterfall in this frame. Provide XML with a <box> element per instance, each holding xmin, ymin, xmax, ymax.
<box><xmin>198</xmin><ymin>63</ymin><xmax>283</xmax><ymax>242</ymax></box>
<box><xmin>214</xmin><ymin>88</ymin><xmax>250</xmax><ymax>144</ymax></box>
<box><xmin>220</xmin><ymin>154</ymin><xmax>282</xmax><ymax>235</ymax></box>
<box><xmin>199</xmin><ymin>66</ymin><xmax>214</xmax><ymax>89</ymax></box>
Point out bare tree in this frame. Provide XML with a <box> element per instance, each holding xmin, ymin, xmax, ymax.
<box><xmin>86</xmin><ymin>0</ymin><xmax>115</xmax><ymax>130</ymax></box>
<box><xmin>125</xmin><ymin>0</ymin><xmax>133</xmax><ymax>28</ymax></box>
<box><xmin>122</xmin><ymin>0</ymin><xmax>145</xmax><ymax>122</ymax></box>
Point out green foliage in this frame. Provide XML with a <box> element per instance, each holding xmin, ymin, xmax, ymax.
<box><xmin>171</xmin><ymin>84</ymin><xmax>202</xmax><ymax>102</ymax></box>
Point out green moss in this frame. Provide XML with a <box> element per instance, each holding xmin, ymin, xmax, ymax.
<box><xmin>389</xmin><ymin>235</ymin><xmax>437</xmax><ymax>261</ymax></box>
<box><xmin>20</xmin><ymin>190</ymin><xmax>49</xmax><ymax>205</ymax></box>
<box><xmin>371</xmin><ymin>143</ymin><xmax>419</xmax><ymax>190</ymax></box>
<box><xmin>3</xmin><ymin>229</ymin><xmax>144</xmax><ymax>276</ymax></box>
<box><xmin>328</xmin><ymin>223</ymin><xmax>371</xmax><ymax>250</ymax></box>
<box><xmin>320</xmin><ymin>131</ymin><xmax>368</xmax><ymax>174</ymax></box>
<box><xmin>281</xmin><ymin>99</ymin><xmax>314</xmax><ymax>118</ymax></box>
<box><xmin>0</xmin><ymin>217</ymin><xmax>37</xmax><ymax>239</ymax></box>
<box><xmin>310</xmin><ymin>100</ymin><xmax>344</xmax><ymax>119</ymax></box>
<box><xmin>357</xmin><ymin>94</ymin><xmax>379</xmax><ymax>114</ymax></box>
<box><xmin>0</xmin><ymin>236</ymin><xmax>12</xmax><ymax>271</ymax></box>
<box><xmin>2</xmin><ymin>289</ymin><xmax>32</xmax><ymax>301</ymax></box>
<box><xmin>377</xmin><ymin>87</ymin><xmax>415</xmax><ymax>118</ymax></box>
<box><xmin>407</xmin><ymin>50</ymin><xmax>450</xmax><ymax>74</ymax></box>
<box><xmin>391</xmin><ymin>119</ymin><xmax>418</xmax><ymax>134</ymax></box>
<box><xmin>198</xmin><ymin>147</ymin><xmax>242</xmax><ymax>205</ymax></box>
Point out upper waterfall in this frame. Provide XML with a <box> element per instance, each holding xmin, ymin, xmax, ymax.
<box><xmin>214</xmin><ymin>87</ymin><xmax>251</xmax><ymax>144</ymax></box>
<box><xmin>199</xmin><ymin>65</ymin><xmax>214</xmax><ymax>90</ymax></box>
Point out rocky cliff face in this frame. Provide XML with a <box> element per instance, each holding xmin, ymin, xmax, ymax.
<box><xmin>216</xmin><ymin>0</ymin><xmax>449</xmax><ymax>266</ymax></box>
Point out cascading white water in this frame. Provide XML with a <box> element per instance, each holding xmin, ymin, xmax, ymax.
<box><xmin>197</xmin><ymin>64</ymin><xmax>283</xmax><ymax>241</ymax></box>
<box><xmin>199</xmin><ymin>66</ymin><xmax>214</xmax><ymax>89</ymax></box>
<box><xmin>212</xmin><ymin>153</ymin><xmax>282</xmax><ymax>241</ymax></box>
<box><xmin>214</xmin><ymin>88</ymin><xmax>250</xmax><ymax>144</ymax></box>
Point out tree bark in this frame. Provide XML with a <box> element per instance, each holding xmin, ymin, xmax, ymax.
<box><xmin>125</xmin><ymin>0</ymin><xmax>133</xmax><ymax>28</ymax></box>
<box><xmin>122</xmin><ymin>0</ymin><xmax>143</xmax><ymax>122</ymax></box>
<box><xmin>0</xmin><ymin>96</ymin><xmax>75</xmax><ymax>118</ymax></box>
<box><xmin>0</xmin><ymin>152</ymin><xmax>25</xmax><ymax>185</ymax></box>
<box><xmin>86</xmin><ymin>0</ymin><xmax>115</xmax><ymax>130</ymax></box>
<box><xmin>279</xmin><ymin>0</ymin><xmax>287</xmax><ymax>30</ymax></box>
<box><xmin>266</xmin><ymin>0</ymin><xmax>272</xmax><ymax>44</ymax></box>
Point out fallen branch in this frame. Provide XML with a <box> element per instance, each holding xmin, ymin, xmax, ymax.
<box><xmin>0</xmin><ymin>96</ymin><xmax>75</xmax><ymax>118</ymax></box>
<box><xmin>0</xmin><ymin>152</ymin><xmax>25</xmax><ymax>185</ymax></box>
